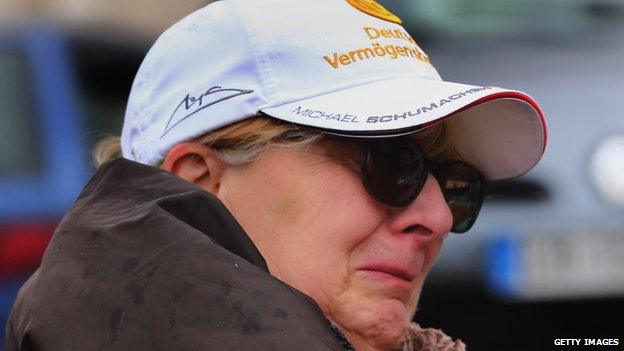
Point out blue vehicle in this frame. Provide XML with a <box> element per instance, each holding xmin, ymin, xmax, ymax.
<box><xmin>0</xmin><ymin>25</ymin><xmax>142</xmax><ymax>347</ymax></box>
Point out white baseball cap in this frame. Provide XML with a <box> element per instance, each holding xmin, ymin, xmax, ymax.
<box><xmin>122</xmin><ymin>0</ymin><xmax>547</xmax><ymax>180</ymax></box>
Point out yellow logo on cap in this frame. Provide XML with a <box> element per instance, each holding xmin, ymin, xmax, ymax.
<box><xmin>346</xmin><ymin>0</ymin><xmax>403</xmax><ymax>24</ymax></box>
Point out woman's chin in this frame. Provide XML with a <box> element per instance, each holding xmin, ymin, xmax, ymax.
<box><xmin>335</xmin><ymin>296</ymin><xmax>412</xmax><ymax>350</ymax></box>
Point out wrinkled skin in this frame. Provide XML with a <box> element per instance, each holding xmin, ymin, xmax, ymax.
<box><xmin>164</xmin><ymin>140</ymin><xmax>453</xmax><ymax>350</ymax></box>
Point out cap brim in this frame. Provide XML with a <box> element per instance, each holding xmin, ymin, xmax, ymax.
<box><xmin>261</xmin><ymin>77</ymin><xmax>547</xmax><ymax>180</ymax></box>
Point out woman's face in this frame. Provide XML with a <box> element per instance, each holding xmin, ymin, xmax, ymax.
<box><xmin>215</xmin><ymin>139</ymin><xmax>453</xmax><ymax>350</ymax></box>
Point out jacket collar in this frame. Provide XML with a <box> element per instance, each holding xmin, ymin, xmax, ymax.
<box><xmin>87</xmin><ymin>158</ymin><xmax>269</xmax><ymax>271</ymax></box>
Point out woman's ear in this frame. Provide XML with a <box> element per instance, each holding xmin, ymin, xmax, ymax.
<box><xmin>162</xmin><ymin>143</ymin><xmax>226</xmax><ymax>195</ymax></box>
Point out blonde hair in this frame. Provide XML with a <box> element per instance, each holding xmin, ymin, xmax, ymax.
<box><xmin>92</xmin><ymin>116</ymin><xmax>456</xmax><ymax>168</ymax></box>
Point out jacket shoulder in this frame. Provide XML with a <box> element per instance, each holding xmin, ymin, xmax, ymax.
<box><xmin>7</xmin><ymin>159</ymin><xmax>345</xmax><ymax>351</ymax></box>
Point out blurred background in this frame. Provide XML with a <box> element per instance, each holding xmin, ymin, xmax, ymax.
<box><xmin>1</xmin><ymin>0</ymin><xmax>623</xmax><ymax>350</ymax></box>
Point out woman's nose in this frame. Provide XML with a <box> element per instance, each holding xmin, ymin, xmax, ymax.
<box><xmin>386</xmin><ymin>173</ymin><xmax>453</xmax><ymax>244</ymax></box>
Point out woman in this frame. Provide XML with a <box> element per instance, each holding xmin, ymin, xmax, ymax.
<box><xmin>6</xmin><ymin>0</ymin><xmax>547</xmax><ymax>350</ymax></box>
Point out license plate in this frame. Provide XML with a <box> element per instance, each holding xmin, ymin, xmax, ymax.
<box><xmin>486</xmin><ymin>229</ymin><xmax>624</xmax><ymax>300</ymax></box>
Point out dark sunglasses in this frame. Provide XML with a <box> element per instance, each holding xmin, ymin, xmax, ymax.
<box><xmin>336</xmin><ymin>137</ymin><xmax>487</xmax><ymax>233</ymax></box>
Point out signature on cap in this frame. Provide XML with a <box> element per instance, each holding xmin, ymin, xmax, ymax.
<box><xmin>161</xmin><ymin>86</ymin><xmax>254</xmax><ymax>138</ymax></box>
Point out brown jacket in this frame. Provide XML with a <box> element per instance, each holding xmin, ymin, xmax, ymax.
<box><xmin>6</xmin><ymin>158</ymin><xmax>465</xmax><ymax>351</ymax></box>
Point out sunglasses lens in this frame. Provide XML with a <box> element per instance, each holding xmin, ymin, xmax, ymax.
<box><xmin>433</xmin><ymin>162</ymin><xmax>485</xmax><ymax>233</ymax></box>
<box><xmin>362</xmin><ymin>139</ymin><xmax>427</xmax><ymax>207</ymax></box>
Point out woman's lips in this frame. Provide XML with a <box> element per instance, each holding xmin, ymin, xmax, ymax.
<box><xmin>358</xmin><ymin>264</ymin><xmax>417</xmax><ymax>282</ymax></box>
